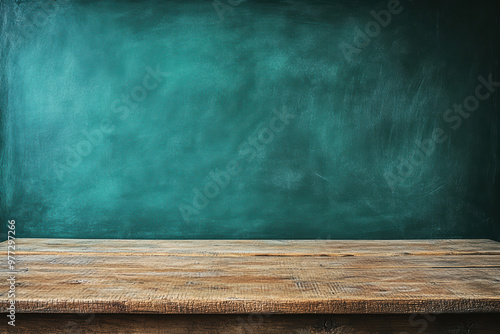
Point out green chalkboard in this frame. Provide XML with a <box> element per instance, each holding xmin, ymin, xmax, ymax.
<box><xmin>1</xmin><ymin>0</ymin><xmax>499</xmax><ymax>240</ymax></box>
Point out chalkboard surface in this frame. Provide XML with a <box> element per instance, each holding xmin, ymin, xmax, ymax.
<box><xmin>1</xmin><ymin>0</ymin><xmax>499</xmax><ymax>240</ymax></box>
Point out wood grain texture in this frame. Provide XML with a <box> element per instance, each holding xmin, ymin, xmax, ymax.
<box><xmin>1</xmin><ymin>239</ymin><xmax>500</xmax><ymax>314</ymax></box>
<box><xmin>6</xmin><ymin>238</ymin><xmax>500</xmax><ymax>256</ymax></box>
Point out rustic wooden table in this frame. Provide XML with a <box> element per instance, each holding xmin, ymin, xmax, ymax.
<box><xmin>1</xmin><ymin>238</ymin><xmax>500</xmax><ymax>333</ymax></box>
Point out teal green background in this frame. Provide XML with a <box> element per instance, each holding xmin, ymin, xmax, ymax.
<box><xmin>1</xmin><ymin>0</ymin><xmax>499</xmax><ymax>240</ymax></box>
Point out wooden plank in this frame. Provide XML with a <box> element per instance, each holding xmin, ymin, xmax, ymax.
<box><xmin>1</xmin><ymin>239</ymin><xmax>500</xmax><ymax>314</ymax></box>
<box><xmin>3</xmin><ymin>238</ymin><xmax>500</xmax><ymax>257</ymax></box>
<box><xmin>4</xmin><ymin>313</ymin><xmax>500</xmax><ymax>334</ymax></box>
<box><xmin>4</xmin><ymin>238</ymin><xmax>500</xmax><ymax>256</ymax></box>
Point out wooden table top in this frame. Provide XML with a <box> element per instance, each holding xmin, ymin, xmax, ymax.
<box><xmin>1</xmin><ymin>238</ymin><xmax>500</xmax><ymax>314</ymax></box>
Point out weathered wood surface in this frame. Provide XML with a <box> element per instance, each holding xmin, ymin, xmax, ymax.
<box><xmin>6</xmin><ymin>238</ymin><xmax>500</xmax><ymax>256</ymax></box>
<box><xmin>6</xmin><ymin>313</ymin><xmax>500</xmax><ymax>333</ymax></box>
<box><xmin>1</xmin><ymin>239</ymin><xmax>500</xmax><ymax>314</ymax></box>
